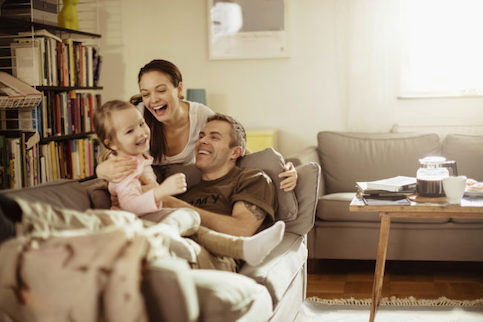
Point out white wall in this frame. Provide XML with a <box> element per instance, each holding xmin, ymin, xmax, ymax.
<box><xmin>98</xmin><ymin>0</ymin><xmax>483</xmax><ymax>157</ymax></box>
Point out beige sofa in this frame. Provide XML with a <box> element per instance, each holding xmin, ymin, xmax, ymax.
<box><xmin>290</xmin><ymin>132</ymin><xmax>483</xmax><ymax>262</ymax></box>
<box><xmin>0</xmin><ymin>148</ymin><xmax>320</xmax><ymax>322</ymax></box>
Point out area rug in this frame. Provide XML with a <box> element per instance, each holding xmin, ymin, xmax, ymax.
<box><xmin>295</xmin><ymin>297</ymin><xmax>483</xmax><ymax>322</ymax></box>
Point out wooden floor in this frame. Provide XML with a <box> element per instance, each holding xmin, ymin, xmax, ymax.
<box><xmin>307</xmin><ymin>259</ymin><xmax>483</xmax><ymax>300</ymax></box>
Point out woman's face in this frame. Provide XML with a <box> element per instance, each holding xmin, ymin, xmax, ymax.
<box><xmin>138</xmin><ymin>71</ymin><xmax>183</xmax><ymax>123</ymax></box>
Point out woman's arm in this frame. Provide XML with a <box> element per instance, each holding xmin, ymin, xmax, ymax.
<box><xmin>96</xmin><ymin>156</ymin><xmax>138</xmax><ymax>182</ymax></box>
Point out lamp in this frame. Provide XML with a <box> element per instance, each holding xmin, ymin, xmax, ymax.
<box><xmin>186</xmin><ymin>88</ymin><xmax>206</xmax><ymax>105</ymax></box>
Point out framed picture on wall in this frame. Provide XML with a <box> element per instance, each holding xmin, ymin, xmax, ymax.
<box><xmin>207</xmin><ymin>0</ymin><xmax>289</xmax><ymax>60</ymax></box>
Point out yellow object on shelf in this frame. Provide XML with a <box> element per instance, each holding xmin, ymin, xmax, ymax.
<box><xmin>246</xmin><ymin>129</ymin><xmax>277</xmax><ymax>152</ymax></box>
<box><xmin>58</xmin><ymin>0</ymin><xmax>79</xmax><ymax>30</ymax></box>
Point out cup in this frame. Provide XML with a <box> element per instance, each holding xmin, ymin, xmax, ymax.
<box><xmin>442</xmin><ymin>176</ymin><xmax>467</xmax><ymax>204</ymax></box>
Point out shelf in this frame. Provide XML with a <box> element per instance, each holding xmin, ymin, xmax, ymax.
<box><xmin>40</xmin><ymin>132</ymin><xmax>95</xmax><ymax>144</ymax></box>
<box><xmin>0</xmin><ymin>16</ymin><xmax>101</xmax><ymax>38</ymax></box>
<box><xmin>36</xmin><ymin>86</ymin><xmax>103</xmax><ymax>91</ymax></box>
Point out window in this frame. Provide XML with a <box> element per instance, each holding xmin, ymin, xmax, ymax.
<box><xmin>400</xmin><ymin>0</ymin><xmax>483</xmax><ymax>97</ymax></box>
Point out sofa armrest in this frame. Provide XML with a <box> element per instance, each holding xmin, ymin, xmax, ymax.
<box><xmin>142</xmin><ymin>258</ymin><xmax>199</xmax><ymax>322</ymax></box>
<box><xmin>285</xmin><ymin>162</ymin><xmax>320</xmax><ymax>236</ymax></box>
<box><xmin>287</xmin><ymin>147</ymin><xmax>326</xmax><ymax>196</ymax></box>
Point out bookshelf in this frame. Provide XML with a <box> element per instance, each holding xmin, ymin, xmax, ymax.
<box><xmin>0</xmin><ymin>3</ymin><xmax>102</xmax><ymax>189</ymax></box>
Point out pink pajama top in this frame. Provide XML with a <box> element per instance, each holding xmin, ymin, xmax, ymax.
<box><xmin>108</xmin><ymin>155</ymin><xmax>161</xmax><ymax>215</ymax></box>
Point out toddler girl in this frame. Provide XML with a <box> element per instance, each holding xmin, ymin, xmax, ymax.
<box><xmin>93</xmin><ymin>100</ymin><xmax>284</xmax><ymax>266</ymax></box>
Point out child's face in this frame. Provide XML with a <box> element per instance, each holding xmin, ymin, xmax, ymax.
<box><xmin>109</xmin><ymin>107</ymin><xmax>151</xmax><ymax>157</ymax></box>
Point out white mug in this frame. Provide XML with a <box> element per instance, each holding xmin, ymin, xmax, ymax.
<box><xmin>442</xmin><ymin>176</ymin><xmax>467</xmax><ymax>204</ymax></box>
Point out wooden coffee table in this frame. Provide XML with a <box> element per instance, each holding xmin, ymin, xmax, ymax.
<box><xmin>349</xmin><ymin>196</ymin><xmax>483</xmax><ymax>322</ymax></box>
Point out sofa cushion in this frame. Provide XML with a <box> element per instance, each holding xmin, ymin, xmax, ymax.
<box><xmin>239</xmin><ymin>148</ymin><xmax>298</xmax><ymax>222</ymax></box>
<box><xmin>317</xmin><ymin>132</ymin><xmax>441</xmax><ymax>193</ymax></box>
<box><xmin>318</xmin><ymin>193</ymin><xmax>449</xmax><ymax>223</ymax></box>
<box><xmin>191</xmin><ymin>269</ymin><xmax>272</xmax><ymax>322</ymax></box>
<box><xmin>1</xmin><ymin>179</ymin><xmax>91</xmax><ymax>212</ymax></box>
<box><xmin>442</xmin><ymin>134</ymin><xmax>483</xmax><ymax>181</ymax></box>
<box><xmin>142</xmin><ymin>258</ymin><xmax>199</xmax><ymax>322</ymax></box>
<box><xmin>239</xmin><ymin>233</ymin><xmax>307</xmax><ymax>307</ymax></box>
<box><xmin>285</xmin><ymin>162</ymin><xmax>320</xmax><ymax>236</ymax></box>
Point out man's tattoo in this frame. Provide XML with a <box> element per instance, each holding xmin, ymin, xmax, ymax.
<box><xmin>243</xmin><ymin>201</ymin><xmax>267</xmax><ymax>221</ymax></box>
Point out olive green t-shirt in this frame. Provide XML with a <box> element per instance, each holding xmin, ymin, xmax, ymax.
<box><xmin>179</xmin><ymin>166</ymin><xmax>276</xmax><ymax>223</ymax></box>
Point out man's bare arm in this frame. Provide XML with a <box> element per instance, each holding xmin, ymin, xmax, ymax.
<box><xmin>163</xmin><ymin>196</ymin><xmax>266</xmax><ymax>236</ymax></box>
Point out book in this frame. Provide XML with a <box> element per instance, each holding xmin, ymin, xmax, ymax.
<box><xmin>10</xmin><ymin>38</ymin><xmax>43</xmax><ymax>86</ymax></box>
<box><xmin>7</xmin><ymin>137</ymin><xmax>22</xmax><ymax>189</ymax></box>
<box><xmin>0</xmin><ymin>135</ymin><xmax>7</xmax><ymax>188</ymax></box>
<box><xmin>363</xmin><ymin>195</ymin><xmax>410</xmax><ymax>206</ymax></box>
<box><xmin>361</xmin><ymin>176</ymin><xmax>417</xmax><ymax>192</ymax></box>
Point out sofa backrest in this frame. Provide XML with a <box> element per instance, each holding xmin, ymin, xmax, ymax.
<box><xmin>1</xmin><ymin>179</ymin><xmax>92</xmax><ymax>211</ymax></box>
<box><xmin>317</xmin><ymin>131</ymin><xmax>441</xmax><ymax>193</ymax></box>
<box><xmin>442</xmin><ymin>134</ymin><xmax>483</xmax><ymax>181</ymax></box>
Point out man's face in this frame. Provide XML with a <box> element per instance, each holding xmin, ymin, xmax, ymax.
<box><xmin>195</xmin><ymin>120</ymin><xmax>239</xmax><ymax>173</ymax></box>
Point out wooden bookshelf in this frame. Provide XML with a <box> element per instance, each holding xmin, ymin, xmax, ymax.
<box><xmin>0</xmin><ymin>16</ymin><xmax>101</xmax><ymax>38</ymax></box>
<box><xmin>0</xmin><ymin>2</ymin><xmax>102</xmax><ymax>189</ymax></box>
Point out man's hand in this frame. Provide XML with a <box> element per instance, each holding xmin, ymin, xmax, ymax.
<box><xmin>279</xmin><ymin>161</ymin><xmax>297</xmax><ymax>192</ymax></box>
<box><xmin>96</xmin><ymin>156</ymin><xmax>137</xmax><ymax>183</ymax></box>
<box><xmin>154</xmin><ymin>173</ymin><xmax>187</xmax><ymax>201</ymax></box>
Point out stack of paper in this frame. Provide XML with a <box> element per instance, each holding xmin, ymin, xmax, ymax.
<box><xmin>356</xmin><ymin>176</ymin><xmax>417</xmax><ymax>206</ymax></box>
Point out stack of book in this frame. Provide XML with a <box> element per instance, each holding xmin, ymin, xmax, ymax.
<box><xmin>356</xmin><ymin>176</ymin><xmax>417</xmax><ymax>205</ymax></box>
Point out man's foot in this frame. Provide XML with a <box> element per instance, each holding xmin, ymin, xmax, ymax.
<box><xmin>242</xmin><ymin>221</ymin><xmax>285</xmax><ymax>266</ymax></box>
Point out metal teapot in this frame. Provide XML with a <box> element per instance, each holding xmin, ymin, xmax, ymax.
<box><xmin>416</xmin><ymin>156</ymin><xmax>458</xmax><ymax>197</ymax></box>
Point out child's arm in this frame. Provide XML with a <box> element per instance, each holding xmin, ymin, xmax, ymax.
<box><xmin>139</xmin><ymin>173</ymin><xmax>158</xmax><ymax>193</ymax></box>
<box><xmin>153</xmin><ymin>173</ymin><xmax>187</xmax><ymax>201</ymax></box>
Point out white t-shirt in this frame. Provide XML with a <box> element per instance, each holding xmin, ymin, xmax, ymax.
<box><xmin>137</xmin><ymin>100</ymin><xmax>215</xmax><ymax>165</ymax></box>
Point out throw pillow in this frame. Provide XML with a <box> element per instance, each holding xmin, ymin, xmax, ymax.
<box><xmin>238</xmin><ymin>148</ymin><xmax>298</xmax><ymax>222</ymax></box>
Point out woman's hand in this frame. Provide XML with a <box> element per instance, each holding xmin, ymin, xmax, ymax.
<box><xmin>96</xmin><ymin>156</ymin><xmax>137</xmax><ymax>183</ymax></box>
<box><xmin>278</xmin><ymin>162</ymin><xmax>298</xmax><ymax>192</ymax></box>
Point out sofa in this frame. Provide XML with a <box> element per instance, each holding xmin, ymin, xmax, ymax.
<box><xmin>290</xmin><ymin>132</ymin><xmax>483</xmax><ymax>262</ymax></box>
<box><xmin>0</xmin><ymin>148</ymin><xmax>320</xmax><ymax>322</ymax></box>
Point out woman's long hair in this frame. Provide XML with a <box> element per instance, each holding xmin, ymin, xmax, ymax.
<box><xmin>136</xmin><ymin>59</ymin><xmax>183</xmax><ymax>163</ymax></box>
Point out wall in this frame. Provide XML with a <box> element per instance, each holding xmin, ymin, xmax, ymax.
<box><xmin>98</xmin><ymin>0</ymin><xmax>483</xmax><ymax>157</ymax></box>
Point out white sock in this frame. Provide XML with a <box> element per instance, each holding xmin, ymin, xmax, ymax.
<box><xmin>243</xmin><ymin>221</ymin><xmax>285</xmax><ymax>266</ymax></box>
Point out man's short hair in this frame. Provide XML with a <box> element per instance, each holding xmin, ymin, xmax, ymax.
<box><xmin>207</xmin><ymin>113</ymin><xmax>247</xmax><ymax>155</ymax></box>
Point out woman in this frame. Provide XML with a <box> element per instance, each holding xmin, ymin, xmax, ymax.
<box><xmin>96</xmin><ymin>59</ymin><xmax>297</xmax><ymax>191</ymax></box>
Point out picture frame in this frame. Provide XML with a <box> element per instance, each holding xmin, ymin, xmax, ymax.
<box><xmin>207</xmin><ymin>0</ymin><xmax>289</xmax><ymax>60</ymax></box>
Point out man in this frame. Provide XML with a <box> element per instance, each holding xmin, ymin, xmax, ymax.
<box><xmin>163</xmin><ymin>113</ymin><xmax>277</xmax><ymax>237</ymax></box>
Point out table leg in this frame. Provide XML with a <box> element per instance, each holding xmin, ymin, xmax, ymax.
<box><xmin>369</xmin><ymin>213</ymin><xmax>391</xmax><ymax>322</ymax></box>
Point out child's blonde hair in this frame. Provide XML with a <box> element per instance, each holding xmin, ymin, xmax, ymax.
<box><xmin>93</xmin><ymin>99</ymin><xmax>137</xmax><ymax>162</ymax></box>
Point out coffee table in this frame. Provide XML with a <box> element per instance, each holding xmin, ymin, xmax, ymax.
<box><xmin>349</xmin><ymin>196</ymin><xmax>483</xmax><ymax>322</ymax></box>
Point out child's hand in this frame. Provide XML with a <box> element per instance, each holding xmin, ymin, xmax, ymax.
<box><xmin>279</xmin><ymin>162</ymin><xmax>297</xmax><ymax>192</ymax></box>
<box><xmin>154</xmin><ymin>173</ymin><xmax>187</xmax><ymax>200</ymax></box>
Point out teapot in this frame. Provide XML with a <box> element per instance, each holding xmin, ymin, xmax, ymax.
<box><xmin>416</xmin><ymin>156</ymin><xmax>458</xmax><ymax>197</ymax></box>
